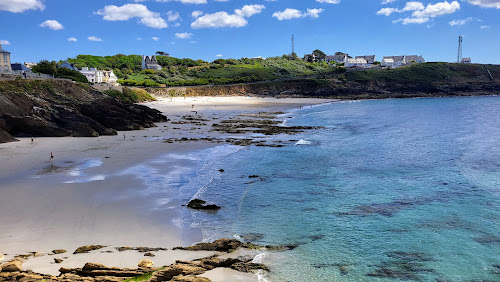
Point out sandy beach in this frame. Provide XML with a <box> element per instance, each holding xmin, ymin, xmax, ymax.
<box><xmin>0</xmin><ymin>96</ymin><xmax>331</xmax><ymax>281</ymax></box>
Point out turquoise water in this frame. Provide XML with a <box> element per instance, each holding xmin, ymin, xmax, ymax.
<box><xmin>179</xmin><ymin>96</ymin><xmax>500</xmax><ymax>281</ymax></box>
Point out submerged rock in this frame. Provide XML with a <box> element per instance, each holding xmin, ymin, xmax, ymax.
<box><xmin>186</xmin><ymin>199</ymin><xmax>221</xmax><ymax>210</ymax></box>
<box><xmin>54</xmin><ymin>258</ymin><xmax>64</xmax><ymax>264</ymax></box>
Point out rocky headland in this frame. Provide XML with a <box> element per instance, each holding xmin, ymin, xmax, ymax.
<box><xmin>0</xmin><ymin>80</ymin><xmax>167</xmax><ymax>144</ymax></box>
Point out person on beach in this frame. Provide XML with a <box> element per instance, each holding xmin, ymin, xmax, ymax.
<box><xmin>123</xmin><ymin>134</ymin><xmax>126</xmax><ymax>140</ymax></box>
<box><xmin>50</xmin><ymin>152</ymin><xmax>54</xmax><ymax>162</ymax></box>
<box><xmin>31</xmin><ymin>137</ymin><xmax>34</xmax><ymax>144</ymax></box>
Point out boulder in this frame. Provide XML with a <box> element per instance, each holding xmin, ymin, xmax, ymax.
<box><xmin>54</xmin><ymin>258</ymin><xmax>64</xmax><ymax>264</ymax></box>
<box><xmin>74</xmin><ymin>245</ymin><xmax>107</xmax><ymax>254</ymax></box>
<box><xmin>1</xmin><ymin>260</ymin><xmax>22</xmax><ymax>272</ymax></box>
<box><xmin>174</xmin><ymin>239</ymin><xmax>243</xmax><ymax>252</ymax></box>
<box><xmin>52</xmin><ymin>249</ymin><xmax>67</xmax><ymax>254</ymax></box>
<box><xmin>148</xmin><ymin>264</ymin><xmax>206</xmax><ymax>282</ymax></box>
<box><xmin>186</xmin><ymin>199</ymin><xmax>221</xmax><ymax>210</ymax></box>
<box><xmin>144</xmin><ymin>252</ymin><xmax>155</xmax><ymax>257</ymax></box>
<box><xmin>138</xmin><ymin>259</ymin><xmax>154</xmax><ymax>268</ymax></box>
<box><xmin>230</xmin><ymin>262</ymin><xmax>269</xmax><ymax>273</ymax></box>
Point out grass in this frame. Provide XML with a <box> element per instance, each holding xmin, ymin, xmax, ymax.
<box><xmin>123</xmin><ymin>272</ymin><xmax>154</xmax><ymax>282</ymax></box>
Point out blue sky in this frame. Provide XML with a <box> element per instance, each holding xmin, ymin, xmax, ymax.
<box><xmin>1</xmin><ymin>0</ymin><xmax>499</xmax><ymax>64</ymax></box>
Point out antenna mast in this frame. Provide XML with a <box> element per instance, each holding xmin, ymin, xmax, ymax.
<box><xmin>457</xmin><ymin>35</ymin><xmax>463</xmax><ymax>63</ymax></box>
<box><xmin>291</xmin><ymin>34</ymin><xmax>295</xmax><ymax>57</ymax></box>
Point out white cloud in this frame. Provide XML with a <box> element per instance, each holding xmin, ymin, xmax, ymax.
<box><xmin>316</xmin><ymin>0</ymin><xmax>340</xmax><ymax>4</ymax></box>
<box><xmin>449</xmin><ymin>17</ymin><xmax>474</xmax><ymax>26</ymax></box>
<box><xmin>216</xmin><ymin>54</ymin><xmax>223</xmax><ymax>57</ymax></box>
<box><xmin>466</xmin><ymin>0</ymin><xmax>500</xmax><ymax>9</ymax></box>
<box><xmin>175</xmin><ymin>32</ymin><xmax>193</xmax><ymax>39</ymax></box>
<box><xmin>191</xmin><ymin>4</ymin><xmax>264</xmax><ymax>29</ymax></box>
<box><xmin>377</xmin><ymin>1</ymin><xmax>425</xmax><ymax>16</ymax></box>
<box><xmin>412</xmin><ymin>1</ymin><xmax>460</xmax><ymax>18</ymax></box>
<box><xmin>393</xmin><ymin>17</ymin><xmax>430</xmax><ymax>24</ymax></box>
<box><xmin>272</xmin><ymin>8</ymin><xmax>303</xmax><ymax>20</ymax></box>
<box><xmin>88</xmin><ymin>36</ymin><xmax>103</xmax><ymax>42</ymax></box>
<box><xmin>272</xmin><ymin>8</ymin><xmax>324</xmax><ymax>20</ymax></box>
<box><xmin>234</xmin><ymin>4</ymin><xmax>265</xmax><ymax>17</ymax></box>
<box><xmin>480</xmin><ymin>25</ymin><xmax>491</xmax><ymax>29</ymax></box>
<box><xmin>0</xmin><ymin>40</ymin><xmax>11</xmax><ymax>45</ymax></box>
<box><xmin>95</xmin><ymin>4</ymin><xmax>167</xmax><ymax>29</ymax></box>
<box><xmin>67</xmin><ymin>37</ymin><xmax>77</xmax><ymax>42</ymax></box>
<box><xmin>384</xmin><ymin>1</ymin><xmax>460</xmax><ymax>25</ymax></box>
<box><xmin>192</xmin><ymin>10</ymin><xmax>204</xmax><ymax>18</ymax></box>
<box><xmin>137</xmin><ymin>37</ymin><xmax>143</xmax><ymax>40</ymax></box>
<box><xmin>152</xmin><ymin>36</ymin><xmax>159</xmax><ymax>41</ymax></box>
<box><xmin>40</xmin><ymin>20</ymin><xmax>64</xmax><ymax>30</ymax></box>
<box><xmin>382</xmin><ymin>0</ymin><xmax>397</xmax><ymax>4</ymax></box>
<box><xmin>167</xmin><ymin>11</ymin><xmax>180</xmax><ymax>21</ymax></box>
<box><xmin>0</xmin><ymin>0</ymin><xmax>44</xmax><ymax>13</ymax></box>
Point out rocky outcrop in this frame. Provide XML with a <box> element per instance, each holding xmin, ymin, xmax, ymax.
<box><xmin>174</xmin><ymin>239</ymin><xmax>243</xmax><ymax>252</ymax></box>
<box><xmin>59</xmin><ymin>262</ymin><xmax>149</xmax><ymax>278</ymax></box>
<box><xmin>0</xmin><ymin>80</ymin><xmax>166</xmax><ymax>144</ymax></box>
<box><xmin>0</xmin><ymin>260</ymin><xmax>22</xmax><ymax>272</ymax></box>
<box><xmin>74</xmin><ymin>245</ymin><xmax>107</xmax><ymax>254</ymax></box>
<box><xmin>138</xmin><ymin>259</ymin><xmax>154</xmax><ymax>268</ymax></box>
<box><xmin>186</xmin><ymin>199</ymin><xmax>221</xmax><ymax>211</ymax></box>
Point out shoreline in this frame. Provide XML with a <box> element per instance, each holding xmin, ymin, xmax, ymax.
<box><xmin>0</xmin><ymin>96</ymin><xmax>331</xmax><ymax>281</ymax></box>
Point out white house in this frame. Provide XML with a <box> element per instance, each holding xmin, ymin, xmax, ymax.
<box><xmin>325</xmin><ymin>54</ymin><xmax>347</xmax><ymax>64</ymax></box>
<box><xmin>461</xmin><ymin>57</ymin><xmax>471</xmax><ymax>64</ymax></box>
<box><xmin>303</xmin><ymin>53</ymin><xmax>317</xmax><ymax>62</ymax></box>
<box><xmin>79</xmin><ymin>67</ymin><xmax>96</xmax><ymax>83</ymax></box>
<box><xmin>345</xmin><ymin>57</ymin><xmax>370</xmax><ymax>68</ymax></box>
<box><xmin>142</xmin><ymin>55</ymin><xmax>162</xmax><ymax>70</ymax></box>
<box><xmin>355</xmin><ymin>55</ymin><xmax>376</xmax><ymax>64</ymax></box>
<box><xmin>102</xmin><ymin>70</ymin><xmax>119</xmax><ymax>86</ymax></box>
<box><xmin>79</xmin><ymin>67</ymin><xmax>119</xmax><ymax>85</ymax></box>
<box><xmin>381</xmin><ymin>55</ymin><xmax>425</xmax><ymax>69</ymax></box>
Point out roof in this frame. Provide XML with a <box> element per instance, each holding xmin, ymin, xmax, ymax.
<box><xmin>355</xmin><ymin>55</ymin><xmax>375</xmax><ymax>62</ymax></box>
<box><xmin>383</xmin><ymin>56</ymin><xmax>405</xmax><ymax>62</ymax></box>
<box><xmin>11</xmin><ymin>63</ymin><xmax>31</xmax><ymax>71</ymax></box>
<box><xmin>326</xmin><ymin>55</ymin><xmax>347</xmax><ymax>61</ymax></box>
<box><xmin>405</xmin><ymin>55</ymin><xmax>424</xmax><ymax>62</ymax></box>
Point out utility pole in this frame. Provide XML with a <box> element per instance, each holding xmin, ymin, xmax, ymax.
<box><xmin>291</xmin><ymin>34</ymin><xmax>295</xmax><ymax>58</ymax></box>
<box><xmin>457</xmin><ymin>35</ymin><xmax>463</xmax><ymax>63</ymax></box>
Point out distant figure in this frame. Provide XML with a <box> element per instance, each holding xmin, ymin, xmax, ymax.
<box><xmin>31</xmin><ymin>137</ymin><xmax>34</xmax><ymax>144</ymax></box>
<box><xmin>50</xmin><ymin>152</ymin><xmax>54</xmax><ymax>162</ymax></box>
<box><xmin>123</xmin><ymin>134</ymin><xmax>126</xmax><ymax>140</ymax></box>
<box><xmin>192</xmin><ymin>104</ymin><xmax>194</xmax><ymax>109</ymax></box>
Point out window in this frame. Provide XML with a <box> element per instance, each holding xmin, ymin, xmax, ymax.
<box><xmin>4</xmin><ymin>54</ymin><xmax>8</xmax><ymax>62</ymax></box>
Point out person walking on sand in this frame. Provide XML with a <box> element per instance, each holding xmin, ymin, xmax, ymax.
<box><xmin>31</xmin><ymin>137</ymin><xmax>34</xmax><ymax>144</ymax></box>
<box><xmin>50</xmin><ymin>152</ymin><xmax>54</xmax><ymax>162</ymax></box>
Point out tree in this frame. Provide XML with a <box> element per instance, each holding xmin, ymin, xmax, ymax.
<box><xmin>335</xmin><ymin>52</ymin><xmax>346</xmax><ymax>56</ymax></box>
<box><xmin>31</xmin><ymin>60</ymin><xmax>57</xmax><ymax>76</ymax></box>
<box><xmin>156</xmin><ymin>51</ymin><xmax>165</xmax><ymax>56</ymax></box>
<box><xmin>312</xmin><ymin>49</ymin><xmax>326</xmax><ymax>61</ymax></box>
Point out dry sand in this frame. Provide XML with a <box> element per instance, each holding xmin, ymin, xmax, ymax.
<box><xmin>0</xmin><ymin>96</ymin><xmax>332</xmax><ymax>280</ymax></box>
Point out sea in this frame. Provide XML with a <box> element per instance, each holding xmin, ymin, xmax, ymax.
<box><xmin>55</xmin><ymin>96</ymin><xmax>500</xmax><ymax>281</ymax></box>
<box><xmin>171</xmin><ymin>96</ymin><xmax>500</xmax><ymax>281</ymax></box>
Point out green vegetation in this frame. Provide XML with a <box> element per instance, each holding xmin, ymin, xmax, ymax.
<box><xmin>103</xmin><ymin>88</ymin><xmax>156</xmax><ymax>102</ymax></box>
<box><xmin>60</xmin><ymin>54</ymin><xmax>341</xmax><ymax>87</ymax></box>
<box><xmin>31</xmin><ymin>60</ymin><xmax>89</xmax><ymax>83</ymax></box>
<box><xmin>346</xmin><ymin>62</ymin><xmax>498</xmax><ymax>83</ymax></box>
<box><xmin>123</xmin><ymin>272</ymin><xmax>154</xmax><ymax>282</ymax></box>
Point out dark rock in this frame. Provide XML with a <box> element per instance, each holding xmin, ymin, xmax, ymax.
<box><xmin>174</xmin><ymin>239</ymin><xmax>243</xmax><ymax>252</ymax></box>
<box><xmin>218</xmin><ymin>169</ymin><xmax>224</xmax><ymax>172</ymax></box>
<box><xmin>230</xmin><ymin>262</ymin><xmax>269</xmax><ymax>272</ymax></box>
<box><xmin>1</xmin><ymin>260</ymin><xmax>22</xmax><ymax>272</ymax></box>
<box><xmin>144</xmin><ymin>252</ymin><xmax>155</xmax><ymax>257</ymax></box>
<box><xmin>186</xmin><ymin>199</ymin><xmax>221</xmax><ymax>210</ymax></box>
<box><xmin>248</xmin><ymin>175</ymin><xmax>259</xmax><ymax>178</ymax></box>
<box><xmin>52</xmin><ymin>249</ymin><xmax>67</xmax><ymax>255</ymax></box>
<box><xmin>73</xmin><ymin>245</ymin><xmax>107</xmax><ymax>254</ymax></box>
<box><xmin>54</xmin><ymin>258</ymin><xmax>64</xmax><ymax>264</ymax></box>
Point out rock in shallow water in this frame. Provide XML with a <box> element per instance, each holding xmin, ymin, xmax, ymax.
<box><xmin>138</xmin><ymin>259</ymin><xmax>154</xmax><ymax>268</ymax></box>
<box><xmin>186</xmin><ymin>199</ymin><xmax>221</xmax><ymax>210</ymax></box>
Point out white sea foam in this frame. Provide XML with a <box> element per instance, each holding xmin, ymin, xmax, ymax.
<box><xmin>295</xmin><ymin>139</ymin><xmax>312</xmax><ymax>145</ymax></box>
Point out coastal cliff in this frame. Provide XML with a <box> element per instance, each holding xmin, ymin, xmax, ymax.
<box><xmin>180</xmin><ymin>63</ymin><xmax>500</xmax><ymax>99</ymax></box>
<box><xmin>0</xmin><ymin>80</ymin><xmax>167</xmax><ymax>143</ymax></box>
